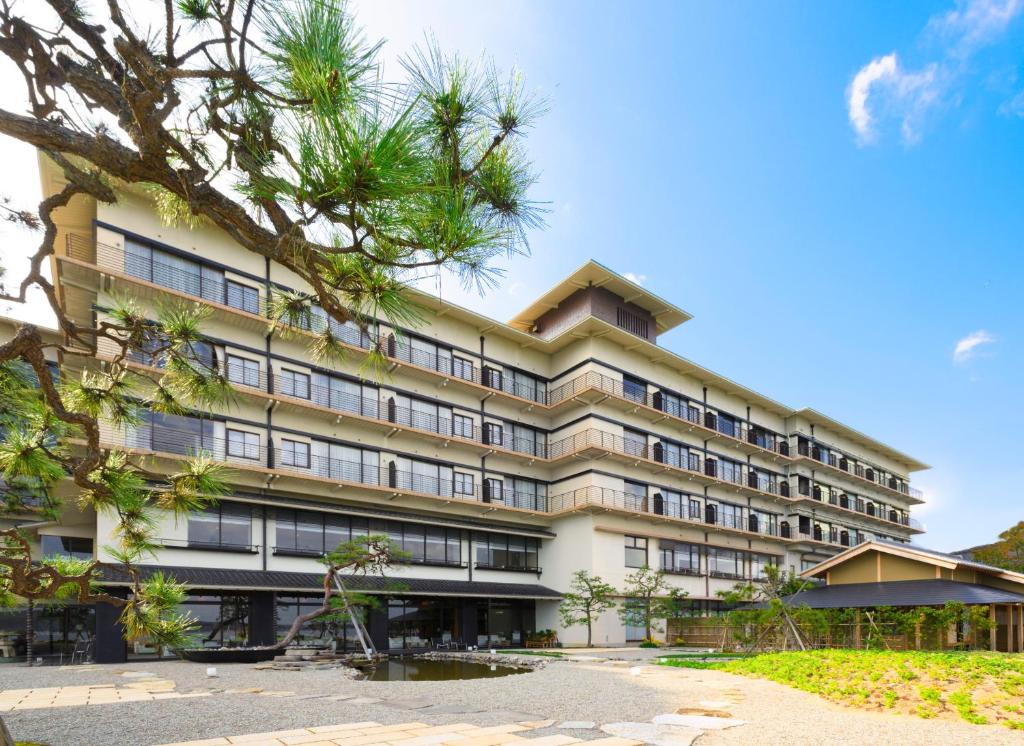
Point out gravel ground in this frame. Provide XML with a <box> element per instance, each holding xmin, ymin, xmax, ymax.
<box><xmin>2</xmin><ymin>656</ymin><xmax>1023</xmax><ymax>746</ymax></box>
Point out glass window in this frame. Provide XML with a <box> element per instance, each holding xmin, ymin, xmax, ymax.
<box><xmin>280</xmin><ymin>439</ymin><xmax>310</xmax><ymax>468</ymax></box>
<box><xmin>226</xmin><ymin>355</ymin><xmax>260</xmax><ymax>388</ymax></box>
<box><xmin>226</xmin><ymin>280</ymin><xmax>259</xmax><ymax>314</ymax></box>
<box><xmin>484</xmin><ymin>422</ymin><xmax>503</xmax><ymax>446</ymax></box>
<box><xmin>425</xmin><ymin>527</ymin><xmax>447</xmax><ymax>563</ymax></box>
<box><xmin>708</xmin><ymin>547</ymin><xmax>744</xmax><ymax>578</ymax></box>
<box><xmin>188</xmin><ymin>503</ymin><xmax>251</xmax><ymax>548</ymax></box>
<box><xmin>40</xmin><ymin>535</ymin><xmax>93</xmax><ymax>560</ymax></box>
<box><xmin>622</xmin><ymin>375</ymin><xmax>646</xmax><ymax>403</ymax></box>
<box><xmin>453</xmin><ymin>356</ymin><xmax>474</xmax><ymax>381</ymax></box>
<box><xmin>279</xmin><ymin>369</ymin><xmax>311</xmax><ymax>399</ymax></box>
<box><xmin>715</xmin><ymin>412</ymin><xmax>737</xmax><ymax>437</ymax></box>
<box><xmin>227</xmin><ymin>429</ymin><xmax>260</xmax><ymax>460</ymax></box>
<box><xmin>453</xmin><ymin>413</ymin><xmax>474</xmax><ymax>439</ymax></box>
<box><xmin>625</xmin><ymin>535</ymin><xmax>648</xmax><ymax>568</ymax></box>
<box><xmin>623</xmin><ymin>429</ymin><xmax>647</xmax><ymax>458</ymax></box>
<box><xmin>474</xmin><ymin>533</ymin><xmax>539</xmax><ymax>570</ymax></box>
<box><xmin>624</xmin><ymin>481</ymin><xmax>647</xmax><ymax>511</ymax></box>
<box><xmin>454</xmin><ymin>472</ymin><xmax>474</xmax><ymax>495</ymax></box>
<box><xmin>718</xmin><ymin>458</ymin><xmax>743</xmax><ymax>485</ymax></box>
<box><xmin>660</xmin><ymin>540</ymin><xmax>699</xmax><ymax>574</ymax></box>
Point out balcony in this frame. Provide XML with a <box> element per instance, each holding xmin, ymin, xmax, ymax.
<box><xmin>108</xmin><ymin>425</ymin><xmax>549</xmax><ymax>514</ymax></box>
<box><xmin>61</xmin><ymin>235</ymin><xmax>548</xmax><ymax>408</ymax></box>
<box><xmin>788</xmin><ymin>486</ymin><xmax>925</xmax><ymax>533</ymax></box>
<box><xmin>795</xmin><ymin>441</ymin><xmax>924</xmax><ymax>504</ymax></box>
<box><xmin>545</xmin><ymin>429</ymin><xmax>790</xmax><ymax>500</ymax></box>
<box><xmin>156</xmin><ymin>537</ymin><xmax>259</xmax><ymax>553</ymax></box>
<box><xmin>547</xmin><ymin>369</ymin><xmax>790</xmax><ymax>460</ymax></box>
<box><xmin>547</xmin><ymin>485</ymin><xmax>785</xmax><ymax>541</ymax></box>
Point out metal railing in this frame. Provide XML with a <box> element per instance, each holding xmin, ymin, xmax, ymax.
<box><xmin>797</xmin><ymin>440</ymin><xmax>923</xmax><ymax>500</ymax></box>
<box><xmin>117</xmin><ymin>425</ymin><xmax>548</xmax><ymax>510</ymax></box>
<box><xmin>545</xmin><ymin>429</ymin><xmax>790</xmax><ymax>498</ymax></box>
<box><xmin>547</xmin><ymin>486</ymin><xmax>781</xmax><ymax>538</ymax></box>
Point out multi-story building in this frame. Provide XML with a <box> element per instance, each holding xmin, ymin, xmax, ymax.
<box><xmin>7</xmin><ymin>155</ymin><xmax>927</xmax><ymax>662</ymax></box>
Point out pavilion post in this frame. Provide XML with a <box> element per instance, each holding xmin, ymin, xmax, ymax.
<box><xmin>989</xmin><ymin>604</ymin><xmax>997</xmax><ymax>652</ymax></box>
<box><xmin>1018</xmin><ymin>604</ymin><xmax>1024</xmax><ymax>653</ymax></box>
<box><xmin>853</xmin><ymin>610</ymin><xmax>862</xmax><ymax>649</ymax></box>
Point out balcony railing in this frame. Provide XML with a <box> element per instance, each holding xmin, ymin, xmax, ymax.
<box><xmin>546</xmin><ymin>429</ymin><xmax>790</xmax><ymax>498</ymax></box>
<box><xmin>797</xmin><ymin>439</ymin><xmax>922</xmax><ymax>501</ymax></box>
<box><xmin>548</xmin><ymin>369</ymin><xmax>790</xmax><ymax>457</ymax></box>
<box><xmin>116</xmin><ymin>426</ymin><xmax>548</xmax><ymax>510</ymax></box>
<box><xmin>547</xmin><ymin>486</ymin><xmax>781</xmax><ymax>539</ymax></box>
<box><xmin>813</xmin><ymin>490</ymin><xmax>925</xmax><ymax>530</ymax></box>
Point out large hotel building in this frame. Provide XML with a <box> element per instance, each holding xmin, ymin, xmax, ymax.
<box><xmin>3</xmin><ymin>156</ymin><xmax>927</xmax><ymax>662</ymax></box>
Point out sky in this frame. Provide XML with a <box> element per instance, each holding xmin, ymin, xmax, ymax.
<box><xmin>0</xmin><ymin>0</ymin><xmax>1022</xmax><ymax>552</ymax></box>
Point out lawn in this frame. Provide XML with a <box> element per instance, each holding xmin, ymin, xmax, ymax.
<box><xmin>660</xmin><ymin>650</ymin><xmax>1024</xmax><ymax>729</ymax></box>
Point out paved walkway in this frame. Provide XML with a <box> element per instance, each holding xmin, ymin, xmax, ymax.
<box><xmin>155</xmin><ymin>720</ymin><xmax>643</xmax><ymax>746</ymax></box>
<box><xmin>0</xmin><ymin>679</ymin><xmax>213</xmax><ymax>711</ymax></box>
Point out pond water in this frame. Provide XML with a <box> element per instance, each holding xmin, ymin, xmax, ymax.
<box><xmin>360</xmin><ymin>658</ymin><xmax>526</xmax><ymax>682</ymax></box>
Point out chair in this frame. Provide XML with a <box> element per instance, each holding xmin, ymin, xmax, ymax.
<box><xmin>435</xmin><ymin>632</ymin><xmax>452</xmax><ymax>650</ymax></box>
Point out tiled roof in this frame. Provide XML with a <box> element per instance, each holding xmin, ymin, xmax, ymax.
<box><xmin>772</xmin><ymin>579</ymin><xmax>1024</xmax><ymax>609</ymax></box>
<box><xmin>98</xmin><ymin>564</ymin><xmax>562</xmax><ymax>599</ymax></box>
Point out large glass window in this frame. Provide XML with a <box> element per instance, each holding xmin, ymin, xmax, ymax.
<box><xmin>182</xmin><ymin>594</ymin><xmax>250</xmax><ymax>648</ymax></box>
<box><xmin>624</xmin><ymin>481</ymin><xmax>647</xmax><ymax>512</ymax></box>
<box><xmin>660</xmin><ymin>540</ymin><xmax>700</xmax><ymax>575</ymax></box>
<box><xmin>134</xmin><ymin>411</ymin><xmax>215</xmax><ymax>455</ymax></box>
<box><xmin>622</xmin><ymin>375</ymin><xmax>646</xmax><ymax>403</ymax></box>
<box><xmin>474</xmin><ymin>533</ymin><xmax>540</xmax><ymax>571</ymax></box>
<box><xmin>454</xmin><ymin>472</ymin><xmax>475</xmax><ymax>496</ymax></box>
<box><xmin>395</xmin><ymin>457</ymin><xmax>454</xmax><ymax>497</ymax></box>
<box><xmin>717</xmin><ymin>457</ymin><xmax>743</xmax><ymax>485</ymax></box>
<box><xmin>124</xmin><ymin>239</ymin><xmax>225</xmax><ymax>303</ymax></box>
<box><xmin>707</xmin><ymin>547</ymin><xmax>745</xmax><ymax>579</ymax></box>
<box><xmin>312</xmin><ymin>374</ymin><xmax>377</xmax><ymax>418</ymax></box>
<box><xmin>509</xmin><ymin>478</ymin><xmax>546</xmax><ymax>510</ymax></box>
<box><xmin>188</xmin><ymin>503</ymin><xmax>251</xmax><ymax>549</ymax></box>
<box><xmin>453</xmin><ymin>413</ymin><xmax>475</xmax><ymax>439</ymax></box>
<box><xmin>625</xmin><ymin>535</ymin><xmax>648</xmax><ymax>568</ymax></box>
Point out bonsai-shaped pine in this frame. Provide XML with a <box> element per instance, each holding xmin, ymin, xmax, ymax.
<box><xmin>618</xmin><ymin>565</ymin><xmax>677</xmax><ymax>644</ymax></box>
<box><xmin>0</xmin><ymin>0</ymin><xmax>540</xmax><ymax>670</ymax></box>
<box><xmin>273</xmin><ymin>534</ymin><xmax>407</xmax><ymax>655</ymax></box>
<box><xmin>558</xmin><ymin>570</ymin><xmax>617</xmax><ymax>647</ymax></box>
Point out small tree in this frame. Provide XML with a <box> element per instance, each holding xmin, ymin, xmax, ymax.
<box><xmin>618</xmin><ymin>566</ymin><xmax>669</xmax><ymax>642</ymax></box>
<box><xmin>558</xmin><ymin>570</ymin><xmax>616</xmax><ymax>647</ymax></box>
<box><xmin>274</xmin><ymin>533</ymin><xmax>406</xmax><ymax>655</ymax></box>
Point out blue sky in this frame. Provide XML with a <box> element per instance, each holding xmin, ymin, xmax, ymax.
<box><xmin>0</xmin><ymin>1</ymin><xmax>1021</xmax><ymax>550</ymax></box>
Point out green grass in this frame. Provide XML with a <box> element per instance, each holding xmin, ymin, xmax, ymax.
<box><xmin>659</xmin><ymin>649</ymin><xmax>1024</xmax><ymax>728</ymax></box>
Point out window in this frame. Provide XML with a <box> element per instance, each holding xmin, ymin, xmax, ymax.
<box><xmin>474</xmin><ymin>533</ymin><xmax>540</xmax><ymax>571</ymax></box>
<box><xmin>394</xmin><ymin>457</ymin><xmax>453</xmax><ymax>496</ymax></box>
<box><xmin>454</xmin><ymin>472</ymin><xmax>475</xmax><ymax>496</ymax></box>
<box><xmin>707</xmin><ymin>547</ymin><xmax>745</xmax><ymax>579</ymax></box>
<box><xmin>508</xmin><ymin>478</ymin><xmax>547</xmax><ymax>510</ymax></box>
<box><xmin>505</xmin><ymin>369</ymin><xmax>546</xmax><ymax>403</ymax></box>
<box><xmin>227</xmin><ymin>429</ymin><xmax>260</xmax><ymax>460</ymax></box>
<box><xmin>483</xmin><ymin>422</ymin><xmax>504</xmax><ymax>446</ymax></box>
<box><xmin>751</xmin><ymin>554</ymin><xmax>777</xmax><ymax>579</ymax></box>
<box><xmin>718</xmin><ymin>458</ymin><xmax>743</xmax><ymax>485</ymax></box>
<box><xmin>660</xmin><ymin>540</ymin><xmax>700</xmax><ymax>575</ymax></box>
<box><xmin>226</xmin><ymin>280</ymin><xmax>260</xmax><ymax>314</ymax></box>
<box><xmin>718</xmin><ymin>502</ymin><xmax>742</xmax><ymax>530</ymax></box>
<box><xmin>511</xmin><ymin>423</ymin><xmax>545</xmax><ymax>457</ymax></box>
<box><xmin>134</xmin><ymin>411</ymin><xmax>215</xmax><ymax>456</ymax></box>
<box><xmin>453</xmin><ymin>356</ymin><xmax>474</xmax><ymax>381</ymax></box>
<box><xmin>280</xmin><ymin>439</ymin><xmax>310</xmax><ymax>468</ymax></box>
<box><xmin>656</xmin><ymin>390</ymin><xmax>695</xmax><ymax>423</ymax></box>
<box><xmin>484</xmin><ymin>477</ymin><xmax>504</xmax><ymax>503</ymax></box>
<box><xmin>623</xmin><ymin>429</ymin><xmax>647</xmax><ymax>458</ymax></box>
<box><xmin>624</xmin><ymin>481</ymin><xmax>647</xmax><ymax>512</ymax></box>
<box><xmin>625</xmin><ymin>535</ymin><xmax>648</xmax><ymax>568</ymax></box>
<box><xmin>40</xmin><ymin>535</ymin><xmax>93</xmax><ymax>560</ymax></box>
<box><xmin>616</xmin><ymin>306</ymin><xmax>649</xmax><ymax>338</ymax></box>
<box><xmin>313</xmin><ymin>374</ymin><xmax>377</xmax><ymax>417</ymax></box>
<box><xmin>622</xmin><ymin>375</ymin><xmax>646</xmax><ymax>403</ymax></box>
<box><xmin>654</xmin><ymin>439</ymin><xmax>684</xmax><ymax>468</ymax></box>
<box><xmin>279</xmin><ymin>369</ymin><xmax>311</xmax><ymax>399</ymax></box>
<box><xmin>453</xmin><ymin>413</ymin><xmax>475</xmax><ymax>439</ymax></box>
<box><xmin>715</xmin><ymin>412</ymin><xmax>737</xmax><ymax>437</ymax></box>
<box><xmin>124</xmin><ymin>239</ymin><xmax>225</xmax><ymax>302</ymax></box>
<box><xmin>188</xmin><ymin>503</ymin><xmax>251</xmax><ymax>549</ymax></box>
<box><xmin>319</xmin><ymin>442</ymin><xmax>379</xmax><ymax>483</ymax></box>
<box><xmin>226</xmin><ymin>355</ymin><xmax>260</xmax><ymax>388</ymax></box>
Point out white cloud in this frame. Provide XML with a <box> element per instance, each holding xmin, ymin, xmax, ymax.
<box><xmin>847</xmin><ymin>0</ymin><xmax>1023</xmax><ymax>144</ymax></box>
<box><xmin>929</xmin><ymin>0</ymin><xmax>1023</xmax><ymax>56</ymax></box>
<box><xmin>623</xmin><ymin>272</ymin><xmax>647</xmax><ymax>286</ymax></box>
<box><xmin>953</xmin><ymin>329</ymin><xmax>996</xmax><ymax>363</ymax></box>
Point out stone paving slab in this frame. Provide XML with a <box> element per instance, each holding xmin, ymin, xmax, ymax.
<box><xmin>153</xmin><ymin>719</ymin><xmax>644</xmax><ymax>746</ymax></box>
<box><xmin>0</xmin><ymin>681</ymin><xmax>208</xmax><ymax>712</ymax></box>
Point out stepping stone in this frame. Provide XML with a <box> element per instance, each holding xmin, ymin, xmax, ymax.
<box><xmin>385</xmin><ymin>698</ymin><xmax>435</xmax><ymax>710</ymax></box>
<box><xmin>325</xmin><ymin>695</ymin><xmax>354</xmax><ymax>701</ymax></box>
<box><xmin>293</xmin><ymin>694</ymin><xmax>331</xmax><ymax>700</ymax></box>
<box><xmin>600</xmin><ymin>722</ymin><xmax>701</xmax><ymax>746</ymax></box>
<box><xmin>556</xmin><ymin>722</ymin><xmax>597</xmax><ymax>730</ymax></box>
<box><xmin>121</xmin><ymin>671</ymin><xmax>157</xmax><ymax>678</ymax></box>
<box><xmin>347</xmin><ymin>696</ymin><xmax>381</xmax><ymax>705</ymax></box>
<box><xmin>651</xmin><ymin>714</ymin><xmax>743</xmax><ymax>731</ymax></box>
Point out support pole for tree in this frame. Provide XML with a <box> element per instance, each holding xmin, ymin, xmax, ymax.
<box><xmin>990</xmin><ymin>604</ymin><xmax>998</xmax><ymax>652</ymax></box>
<box><xmin>332</xmin><ymin>573</ymin><xmax>375</xmax><ymax>661</ymax></box>
<box><xmin>25</xmin><ymin>599</ymin><xmax>34</xmax><ymax>667</ymax></box>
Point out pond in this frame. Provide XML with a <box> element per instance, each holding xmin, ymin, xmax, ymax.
<box><xmin>360</xmin><ymin>657</ymin><xmax>526</xmax><ymax>682</ymax></box>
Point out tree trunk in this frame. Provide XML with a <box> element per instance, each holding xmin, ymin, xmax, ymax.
<box><xmin>586</xmin><ymin>618</ymin><xmax>592</xmax><ymax>648</ymax></box>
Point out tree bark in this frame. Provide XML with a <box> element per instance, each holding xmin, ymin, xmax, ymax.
<box><xmin>0</xmin><ymin>713</ymin><xmax>15</xmax><ymax>746</ymax></box>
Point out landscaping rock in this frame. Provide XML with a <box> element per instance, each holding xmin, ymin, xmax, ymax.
<box><xmin>556</xmin><ymin>721</ymin><xmax>596</xmax><ymax>729</ymax></box>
